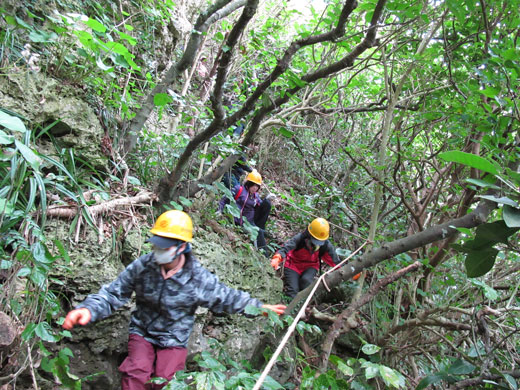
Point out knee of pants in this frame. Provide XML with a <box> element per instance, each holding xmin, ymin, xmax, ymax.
<box><xmin>154</xmin><ymin>347</ymin><xmax>188</xmax><ymax>381</ymax></box>
<box><xmin>119</xmin><ymin>354</ymin><xmax>154</xmax><ymax>382</ymax></box>
<box><xmin>300</xmin><ymin>272</ymin><xmax>317</xmax><ymax>289</ymax></box>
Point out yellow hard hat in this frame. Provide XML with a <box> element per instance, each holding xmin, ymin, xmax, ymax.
<box><xmin>308</xmin><ymin>218</ymin><xmax>329</xmax><ymax>244</ymax></box>
<box><xmin>245</xmin><ymin>169</ymin><xmax>262</xmax><ymax>185</ymax></box>
<box><xmin>150</xmin><ymin>210</ymin><xmax>193</xmax><ymax>242</ymax></box>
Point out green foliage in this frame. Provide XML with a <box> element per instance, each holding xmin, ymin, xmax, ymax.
<box><xmin>157</xmin><ymin>338</ymin><xmax>284</xmax><ymax>390</ymax></box>
<box><xmin>0</xmin><ymin>110</ymin><xmax>106</xmax><ymax>386</ymax></box>
<box><xmin>301</xmin><ymin>355</ymin><xmax>406</xmax><ymax>389</ymax></box>
<box><xmin>452</xmin><ymin>221</ymin><xmax>519</xmax><ymax>278</ymax></box>
<box><xmin>416</xmin><ymin>359</ymin><xmax>476</xmax><ymax>390</ymax></box>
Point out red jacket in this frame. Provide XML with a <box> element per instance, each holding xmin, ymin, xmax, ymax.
<box><xmin>277</xmin><ymin>232</ymin><xmax>339</xmax><ymax>274</ymax></box>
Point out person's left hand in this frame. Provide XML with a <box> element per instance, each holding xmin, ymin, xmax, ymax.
<box><xmin>261</xmin><ymin>304</ymin><xmax>286</xmax><ymax>316</ymax></box>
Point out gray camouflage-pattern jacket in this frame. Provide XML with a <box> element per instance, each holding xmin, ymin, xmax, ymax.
<box><xmin>76</xmin><ymin>252</ymin><xmax>263</xmax><ymax>348</ymax></box>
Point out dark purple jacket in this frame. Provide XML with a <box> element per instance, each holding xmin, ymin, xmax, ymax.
<box><xmin>219</xmin><ymin>184</ymin><xmax>262</xmax><ymax>225</ymax></box>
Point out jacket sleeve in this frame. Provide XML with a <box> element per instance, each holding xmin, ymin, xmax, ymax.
<box><xmin>276</xmin><ymin>232</ymin><xmax>305</xmax><ymax>258</ymax></box>
<box><xmin>76</xmin><ymin>255</ymin><xmax>147</xmax><ymax>322</ymax></box>
<box><xmin>196</xmin><ymin>267</ymin><xmax>263</xmax><ymax>314</ymax></box>
<box><xmin>321</xmin><ymin>241</ymin><xmax>340</xmax><ymax>268</ymax></box>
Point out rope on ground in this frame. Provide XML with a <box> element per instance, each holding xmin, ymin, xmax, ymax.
<box><xmin>262</xmin><ymin>182</ymin><xmax>367</xmax><ymax>241</ymax></box>
<box><xmin>252</xmin><ymin>241</ymin><xmax>369</xmax><ymax>390</ymax></box>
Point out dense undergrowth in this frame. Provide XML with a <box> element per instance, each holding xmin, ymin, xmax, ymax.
<box><xmin>1</xmin><ymin>0</ymin><xmax>520</xmax><ymax>389</ymax></box>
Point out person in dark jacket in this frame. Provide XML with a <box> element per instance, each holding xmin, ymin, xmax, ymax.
<box><xmin>270</xmin><ymin>218</ymin><xmax>344</xmax><ymax>300</ymax></box>
<box><xmin>218</xmin><ymin>169</ymin><xmax>272</xmax><ymax>253</ymax></box>
<box><xmin>63</xmin><ymin>210</ymin><xmax>285</xmax><ymax>390</ymax></box>
<box><xmin>221</xmin><ymin>154</ymin><xmax>252</xmax><ymax>190</ymax></box>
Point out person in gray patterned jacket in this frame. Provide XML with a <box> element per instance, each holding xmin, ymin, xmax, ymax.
<box><xmin>63</xmin><ymin>210</ymin><xmax>285</xmax><ymax>390</ymax></box>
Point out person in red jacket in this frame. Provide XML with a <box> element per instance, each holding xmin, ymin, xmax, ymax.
<box><xmin>270</xmin><ymin>218</ymin><xmax>340</xmax><ymax>300</ymax></box>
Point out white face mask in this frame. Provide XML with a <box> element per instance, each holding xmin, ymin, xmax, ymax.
<box><xmin>153</xmin><ymin>247</ymin><xmax>175</xmax><ymax>265</ymax></box>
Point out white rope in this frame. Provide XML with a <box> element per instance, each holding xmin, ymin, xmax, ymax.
<box><xmin>252</xmin><ymin>241</ymin><xmax>368</xmax><ymax>390</ymax></box>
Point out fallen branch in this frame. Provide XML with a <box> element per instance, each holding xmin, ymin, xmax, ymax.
<box><xmin>45</xmin><ymin>191</ymin><xmax>155</xmax><ymax>218</ymax></box>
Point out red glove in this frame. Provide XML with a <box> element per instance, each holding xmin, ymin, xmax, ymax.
<box><xmin>63</xmin><ymin>308</ymin><xmax>92</xmax><ymax>330</ymax></box>
<box><xmin>270</xmin><ymin>253</ymin><xmax>283</xmax><ymax>270</ymax></box>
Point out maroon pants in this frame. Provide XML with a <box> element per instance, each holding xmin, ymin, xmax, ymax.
<box><xmin>119</xmin><ymin>333</ymin><xmax>188</xmax><ymax>390</ymax></box>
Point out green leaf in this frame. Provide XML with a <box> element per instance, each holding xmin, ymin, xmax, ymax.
<box><xmin>0</xmin><ymin>129</ymin><xmax>14</xmax><ymax>144</ymax></box>
<box><xmin>478</xmin><ymin>196</ymin><xmax>519</xmax><ymax>207</ymax></box>
<box><xmin>361</xmin><ymin>343</ymin><xmax>381</xmax><ymax>355</ymax></box>
<box><xmin>244</xmin><ymin>304</ymin><xmax>262</xmax><ymax>316</ymax></box>
<box><xmin>503</xmin><ymin>205</ymin><xmax>520</xmax><ymax>228</ymax></box>
<box><xmin>0</xmin><ymin>111</ymin><xmax>26</xmax><ymax>132</ymax></box>
<box><xmin>330</xmin><ymin>356</ymin><xmax>354</xmax><ymax>376</ymax></box>
<box><xmin>35</xmin><ymin>323</ymin><xmax>58</xmax><ymax>343</ymax></box>
<box><xmin>459</xmin><ymin>221</ymin><xmax>519</xmax><ymax>252</ymax></box>
<box><xmin>465</xmin><ymin>178</ymin><xmax>500</xmax><ymax>189</ymax></box>
<box><xmin>503</xmin><ymin>374</ymin><xmax>518</xmax><ymax>390</ymax></box>
<box><xmin>86</xmin><ymin>18</ymin><xmax>106</xmax><ymax>33</ymax></box>
<box><xmin>277</xmin><ymin>127</ymin><xmax>294</xmax><ymax>138</ymax></box>
<box><xmin>15</xmin><ymin>140</ymin><xmax>41</xmax><ymax>170</ymax></box>
<box><xmin>21</xmin><ymin>323</ymin><xmax>38</xmax><ymax>340</ymax></box>
<box><xmin>464</xmin><ymin>247</ymin><xmax>498</xmax><ymax>278</ymax></box>
<box><xmin>118</xmin><ymin>31</ymin><xmax>137</xmax><ymax>45</ymax></box>
<box><xmin>447</xmin><ymin>359</ymin><xmax>476</xmax><ymax>375</ymax></box>
<box><xmin>438</xmin><ymin>151</ymin><xmax>498</xmax><ymax>175</ymax></box>
<box><xmin>379</xmin><ymin>365</ymin><xmax>405</xmax><ymax>388</ymax></box>
<box><xmin>258</xmin><ymin>375</ymin><xmax>284</xmax><ymax>390</ymax></box>
<box><xmin>32</xmin><ymin>242</ymin><xmax>55</xmax><ymax>264</ymax></box>
<box><xmin>480</xmin><ymin>87</ymin><xmax>500</xmax><ymax>98</ymax></box>
<box><xmin>153</xmin><ymin>93</ymin><xmax>173</xmax><ymax>107</ymax></box>
<box><xmin>416</xmin><ymin>373</ymin><xmax>449</xmax><ymax>390</ymax></box>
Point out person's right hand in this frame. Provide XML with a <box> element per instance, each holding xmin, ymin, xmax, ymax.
<box><xmin>63</xmin><ymin>308</ymin><xmax>92</xmax><ymax>330</ymax></box>
<box><xmin>270</xmin><ymin>253</ymin><xmax>282</xmax><ymax>270</ymax></box>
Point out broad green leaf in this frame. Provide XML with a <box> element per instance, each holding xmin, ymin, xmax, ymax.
<box><xmin>258</xmin><ymin>375</ymin><xmax>284</xmax><ymax>390</ymax></box>
<box><xmin>0</xmin><ymin>129</ymin><xmax>14</xmax><ymax>144</ymax></box>
<box><xmin>244</xmin><ymin>304</ymin><xmax>262</xmax><ymax>315</ymax></box>
<box><xmin>464</xmin><ymin>247</ymin><xmax>498</xmax><ymax>278</ymax></box>
<box><xmin>35</xmin><ymin>322</ymin><xmax>59</xmax><ymax>342</ymax></box>
<box><xmin>478</xmin><ymin>195</ymin><xmax>519</xmax><ymax>207</ymax></box>
<box><xmin>480</xmin><ymin>87</ymin><xmax>500</xmax><ymax>98</ymax></box>
<box><xmin>30</xmin><ymin>266</ymin><xmax>47</xmax><ymax>288</ymax></box>
<box><xmin>96</xmin><ymin>57</ymin><xmax>113</xmax><ymax>71</ymax></box>
<box><xmin>333</xmin><ymin>359</ymin><xmax>354</xmax><ymax>376</ymax></box>
<box><xmin>503</xmin><ymin>205</ymin><xmax>520</xmax><ymax>228</ymax></box>
<box><xmin>361</xmin><ymin>343</ymin><xmax>381</xmax><ymax>355</ymax></box>
<box><xmin>194</xmin><ymin>372</ymin><xmax>210</xmax><ymax>390</ymax></box>
<box><xmin>503</xmin><ymin>374</ymin><xmax>518</xmax><ymax>390</ymax></box>
<box><xmin>153</xmin><ymin>93</ymin><xmax>173</xmax><ymax>107</ymax></box>
<box><xmin>482</xmin><ymin>283</ymin><xmax>498</xmax><ymax>301</ymax></box>
<box><xmin>32</xmin><ymin>242</ymin><xmax>55</xmax><ymax>264</ymax></box>
<box><xmin>15</xmin><ymin>140</ymin><xmax>41</xmax><ymax>170</ymax></box>
<box><xmin>438</xmin><ymin>151</ymin><xmax>498</xmax><ymax>175</ymax></box>
<box><xmin>362</xmin><ymin>361</ymin><xmax>379</xmax><ymax>379</ymax></box>
<box><xmin>277</xmin><ymin>127</ymin><xmax>294</xmax><ymax>138</ymax></box>
<box><xmin>379</xmin><ymin>365</ymin><xmax>405</xmax><ymax>388</ymax></box>
<box><xmin>17</xmin><ymin>267</ymin><xmax>32</xmax><ymax>277</ymax></box>
<box><xmin>86</xmin><ymin>18</ymin><xmax>106</xmax><ymax>33</ymax></box>
<box><xmin>447</xmin><ymin>359</ymin><xmax>476</xmax><ymax>375</ymax></box>
<box><xmin>459</xmin><ymin>221</ymin><xmax>520</xmax><ymax>252</ymax></box>
<box><xmin>416</xmin><ymin>373</ymin><xmax>449</xmax><ymax>390</ymax></box>
<box><xmin>465</xmin><ymin>178</ymin><xmax>500</xmax><ymax>189</ymax></box>
<box><xmin>0</xmin><ymin>111</ymin><xmax>26</xmax><ymax>132</ymax></box>
<box><xmin>118</xmin><ymin>31</ymin><xmax>137</xmax><ymax>45</ymax></box>
<box><xmin>1</xmin><ymin>260</ymin><xmax>13</xmax><ymax>269</ymax></box>
<box><xmin>21</xmin><ymin>323</ymin><xmax>38</xmax><ymax>340</ymax></box>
